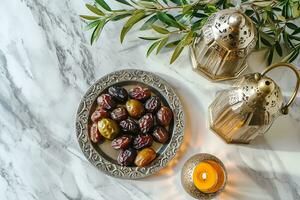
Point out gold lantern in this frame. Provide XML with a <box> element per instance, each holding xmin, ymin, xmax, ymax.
<box><xmin>209</xmin><ymin>63</ymin><xmax>300</xmax><ymax>144</ymax></box>
<box><xmin>190</xmin><ymin>8</ymin><xmax>257</xmax><ymax>81</ymax></box>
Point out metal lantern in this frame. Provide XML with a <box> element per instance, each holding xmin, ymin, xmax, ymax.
<box><xmin>190</xmin><ymin>8</ymin><xmax>257</xmax><ymax>81</ymax></box>
<box><xmin>209</xmin><ymin>63</ymin><xmax>300</xmax><ymax>144</ymax></box>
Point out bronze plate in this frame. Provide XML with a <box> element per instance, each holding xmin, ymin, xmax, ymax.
<box><xmin>76</xmin><ymin>69</ymin><xmax>184</xmax><ymax>179</ymax></box>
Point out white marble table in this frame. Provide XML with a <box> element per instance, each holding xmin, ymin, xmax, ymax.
<box><xmin>1</xmin><ymin>0</ymin><xmax>300</xmax><ymax>200</ymax></box>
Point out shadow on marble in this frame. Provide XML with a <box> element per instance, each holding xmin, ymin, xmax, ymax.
<box><xmin>220</xmin><ymin>164</ymin><xmax>300</xmax><ymax>200</ymax></box>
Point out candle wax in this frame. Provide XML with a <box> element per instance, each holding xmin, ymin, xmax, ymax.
<box><xmin>192</xmin><ymin>160</ymin><xmax>225</xmax><ymax>193</ymax></box>
<box><xmin>193</xmin><ymin>162</ymin><xmax>218</xmax><ymax>193</ymax></box>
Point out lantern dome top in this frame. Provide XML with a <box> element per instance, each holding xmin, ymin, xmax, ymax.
<box><xmin>230</xmin><ymin>73</ymin><xmax>284</xmax><ymax>125</ymax></box>
<box><xmin>203</xmin><ymin>9</ymin><xmax>257</xmax><ymax>51</ymax></box>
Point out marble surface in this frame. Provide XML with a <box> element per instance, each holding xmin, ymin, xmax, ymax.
<box><xmin>0</xmin><ymin>0</ymin><xmax>300</xmax><ymax>199</ymax></box>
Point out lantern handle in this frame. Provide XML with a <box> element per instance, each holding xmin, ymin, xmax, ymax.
<box><xmin>261</xmin><ymin>62</ymin><xmax>300</xmax><ymax>115</ymax></box>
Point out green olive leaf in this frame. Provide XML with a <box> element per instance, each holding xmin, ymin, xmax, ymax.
<box><xmin>95</xmin><ymin>0</ymin><xmax>112</xmax><ymax>11</ymax></box>
<box><xmin>91</xmin><ymin>20</ymin><xmax>106</xmax><ymax>45</ymax></box>
<box><xmin>282</xmin><ymin>46</ymin><xmax>300</xmax><ymax>63</ymax></box>
<box><xmin>259</xmin><ymin>31</ymin><xmax>274</xmax><ymax>47</ymax></box>
<box><xmin>286</xmin><ymin>22</ymin><xmax>298</xmax><ymax>30</ymax></box>
<box><xmin>183</xmin><ymin>5</ymin><xmax>193</xmax><ymax>14</ymax></box>
<box><xmin>267</xmin><ymin>47</ymin><xmax>274</xmax><ymax>65</ymax></box>
<box><xmin>140</xmin><ymin>15</ymin><xmax>158</xmax><ymax>30</ymax></box>
<box><xmin>170</xmin><ymin>0</ymin><xmax>184</xmax><ymax>5</ymax></box>
<box><xmin>156</xmin><ymin>36</ymin><xmax>169</xmax><ymax>54</ymax></box>
<box><xmin>191</xmin><ymin>18</ymin><xmax>207</xmax><ymax>31</ymax></box>
<box><xmin>111</xmin><ymin>13</ymin><xmax>131</xmax><ymax>21</ymax></box>
<box><xmin>151</xmin><ymin>24</ymin><xmax>170</xmax><ymax>34</ymax></box>
<box><xmin>193</xmin><ymin>13</ymin><xmax>208</xmax><ymax>18</ymax></box>
<box><xmin>272</xmin><ymin>7</ymin><xmax>282</xmax><ymax>12</ymax></box>
<box><xmin>147</xmin><ymin>41</ymin><xmax>160</xmax><ymax>57</ymax></box>
<box><xmin>261</xmin><ymin>37</ymin><xmax>272</xmax><ymax>46</ymax></box>
<box><xmin>275</xmin><ymin>41</ymin><xmax>283</xmax><ymax>56</ymax></box>
<box><xmin>170</xmin><ymin>42</ymin><xmax>184</xmax><ymax>64</ymax></box>
<box><xmin>170</xmin><ymin>31</ymin><xmax>194</xmax><ymax>63</ymax></box>
<box><xmin>288</xmin><ymin>50</ymin><xmax>299</xmax><ymax>62</ymax></box>
<box><xmin>120</xmin><ymin>10</ymin><xmax>146</xmax><ymax>43</ymax></box>
<box><xmin>85</xmin><ymin>4</ymin><xmax>104</xmax><ymax>16</ymax></box>
<box><xmin>290</xmin><ymin>35</ymin><xmax>300</xmax><ymax>41</ymax></box>
<box><xmin>292</xmin><ymin>28</ymin><xmax>300</xmax><ymax>35</ymax></box>
<box><xmin>80</xmin><ymin>15</ymin><xmax>100</xmax><ymax>20</ymax></box>
<box><xmin>253</xmin><ymin>1</ymin><xmax>273</xmax><ymax>7</ymax></box>
<box><xmin>165</xmin><ymin>40</ymin><xmax>180</xmax><ymax>48</ymax></box>
<box><xmin>85</xmin><ymin>20</ymin><xmax>101</xmax><ymax>30</ymax></box>
<box><xmin>139</xmin><ymin>36</ymin><xmax>161</xmax><ymax>40</ymax></box>
<box><xmin>115</xmin><ymin>0</ymin><xmax>132</xmax><ymax>6</ymax></box>
<box><xmin>156</xmin><ymin>11</ymin><xmax>184</xmax><ymax>29</ymax></box>
<box><xmin>162</xmin><ymin>0</ymin><xmax>168</xmax><ymax>5</ymax></box>
<box><xmin>137</xmin><ymin>1</ymin><xmax>157</xmax><ymax>8</ymax></box>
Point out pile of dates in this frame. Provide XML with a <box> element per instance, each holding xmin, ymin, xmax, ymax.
<box><xmin>89</xmin><ymin>85</ymin><xmax>173</xmax><ymax>167</ymax></box>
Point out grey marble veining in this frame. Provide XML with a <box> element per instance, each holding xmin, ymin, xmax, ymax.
<box><xmin>0</xmin><ymin>0</ymin><xmax>300</xmax><ymax>200</ymax></box>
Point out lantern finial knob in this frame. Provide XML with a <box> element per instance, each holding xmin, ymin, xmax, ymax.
<box><xmin>258</xmin><ymin>78</ymin><xmax>275</xmax><ymax>94</ymax></box>
<box><xmin>228</xmin><ymin>12</ymin><xmax>245</xmax><ymax>28</ymax></box>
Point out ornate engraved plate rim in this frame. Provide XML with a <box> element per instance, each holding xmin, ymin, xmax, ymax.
<box><xmin>75</xmin><ymin>69</ymin><xmax>185</xmax><ymax>179</ymax></box>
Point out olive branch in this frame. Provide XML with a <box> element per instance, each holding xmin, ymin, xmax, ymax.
<box><xmin>80</xmin><ymin>0</ymin><xmax>300</xmax><ymax>64</ymax></box>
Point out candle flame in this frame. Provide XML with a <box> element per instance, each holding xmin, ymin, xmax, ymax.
<box><xmin>201</xmin><ymin>172</ymin><xmax>207</xmax><ymax>181</ymax></box>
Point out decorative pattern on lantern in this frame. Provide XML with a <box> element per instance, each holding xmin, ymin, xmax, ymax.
<box><xmin>209</xmin><ymin>63</ymin><xmax>300</xmax><ymax>144</ymax></box>
<box><xmin>190</xmin><ymin>9</ymin><xmax>257</xmax><ymax>81</ymax></box>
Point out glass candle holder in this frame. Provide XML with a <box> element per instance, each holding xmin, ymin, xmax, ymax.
<box><xmin>181</xmin><ymin>153</ymin><xmax>227</xmax><ymax>199</ymax></box>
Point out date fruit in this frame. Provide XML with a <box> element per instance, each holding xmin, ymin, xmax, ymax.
<box><xmin>111</xmin><ymin>135</ymin><xmax>133</xmax><ymax>150</ymax></box>
<box><xmin>119</xmin><ymin>118</ymin><xmax>139</xmax><ymax>133</ymax></box>
<box><xmin>133</xmin><ymin>134</ymin><xmax>153</xmax><ymax>150</ymax></box>
<box><xmin>125</xmin><ymin>99</ymin><xmax>145</xmax><ymax>118</ymax></box>
<box><xmin>98</xmin><ymin>118</ymin><xmax>120</xmax><ymax>140</ymax></box>
<box><xmin>152</xmin><ymin>126</ymin><xmax>169</xmax><ymax>143</ymax></box>
<box><xmin>118</xmin><ymin>148</ymin><xmax>137</xmax><ymax>166</ymax></box>
<box><xmin>134</xmin><ymin>148</ymin><xmax>156</xmax><ymax>167</ymax></box>
<box><xmin>145</xmin><ymin>96</ymin><xmax>161</xmax><ymax>113</ymax></box>
<box><xmin>111</xmin><ymin>107</ymin><xmax>128</xmax><ymax>122</ymax></box>
<box><xmin>129</xmin><ymin>86</ymin><xmax>151</xmax><ymax>101</ymax></box>
<box><xmin>157</xmin><ymin>106</ymin><xmax>173</xmax><ymax>126</ymax></box>
<box><xmin>139</xmin><ymin>113</ymin><xmax>154</xmax><ymax>134</ymax></box>
<box><xmin>97</xmin><ymin>94</ymin><xmax>116</xmax><ymax>110</ymax></box>
<box><xmin>108</xmin><ymin>86</ymin><xmax>128</xmax><ymax>103</ymax></box>
<box><xmin>90</xmin><ymin>123</ymin><xmax>102</xmax><ymax>143</ymax></box>
<box><xmin>91</xmin><ymin>107</ymin><xmax>110</xmax><ymax>123</ymax></box>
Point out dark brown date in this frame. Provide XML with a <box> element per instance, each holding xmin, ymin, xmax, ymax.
<box><xmin>111</xmin><ymin>135</ymin><xmax>133</xmax><ymax>150</ymax></box>
<box><xmin>117</xmin><ymin>148</ymin><xmax>137</xmax><ymax>166</ymax></box>
<box><xmin>108</xmin><ymin>86</ymin><xmax>128</xmax><ymax>103</ymax></box>
<box><xmin>111</xmin><ymin>107</ymin><xmax>128</xmax><ymax>122</ymax></box>
<box><xmin>145</xmin><ymin>96</ymin><xmax>161</xmax><ymax>113</ymax></box>
<box><xmin>90</xmin><ymin>123</ymin><xmax>102</xmax><ymax>143</ymax></box>
<box><xmin>119</xmin><ymin>119</ymin><xmax>139</xmax><ymax>133</ymax></box>
<box><xmin>97</xmin><ymin>94</ymin><xmax>116</xmax><ymax>110</ymax></box>
<box><xmin>139</xmin><ymin>113</ymin><xmax>154</xmax><ymax>134</ymax></box>
<box><xmin>129</xmin><ymin>86</ymin><xmax>151</xmax><ymax>101</ymax></box>
<box><xmin>91</xmin><ymin>107</ymin><xmax>109</xmax><ymax>123</ymax></box>
<box><xmin>152</xmin><ymin>126</ymin><xmax>169</xmax><ymax>143</ymax></box>
<box><xmin>157</xmin><ymin>106</ymin><xmax>173</xmax><ymax>126</ymax></box>
<box><xmin>133</xmin><ymin>134</ymin><xmax>153</xmax><ymax>150</ymax></box>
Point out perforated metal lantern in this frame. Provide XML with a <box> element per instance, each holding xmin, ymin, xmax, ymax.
<box><xmin>209</xmin><ymin>63</ymin><xmax>300</xmax><ymax>144</ymax></box>
<box><xmin>191</xmin><ymin>9</ymin><xmax>257</xmax><ymax>81</ymax></box>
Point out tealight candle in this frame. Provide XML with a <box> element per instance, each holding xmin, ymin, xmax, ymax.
<box><xmin>192</xmin><ymin>160</ymin><xmax>225</xmax><ymax>193</ymax></box>
<box><xmin>181</xmin><ymin>153</ymin><xmax>227</xmax><ymax>199</ymax></box>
